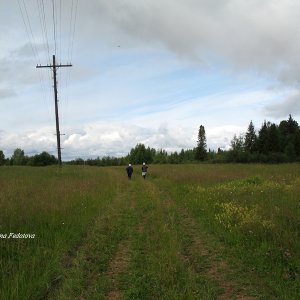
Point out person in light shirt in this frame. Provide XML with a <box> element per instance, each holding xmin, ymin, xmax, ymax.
<box><xmin>141</xmin><ymin>162</ymin><xmax>148</xmax><ymax>179</ymax></box>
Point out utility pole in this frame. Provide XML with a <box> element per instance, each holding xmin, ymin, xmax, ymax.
<box><xmin>37</xmin><ymin>55</ymin><xmax>72</xmax><ymax>167</ymax></box>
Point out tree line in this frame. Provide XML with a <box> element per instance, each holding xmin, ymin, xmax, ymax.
<box><xmin>66</xmin><ymin>144</ymin><xmax>197</xmax><ymax>166</ymax></box>
<box><xmin>225</xmin><ymin>114</ymin><xmax>300</xmax><ymax>163</ymax></box>
<box><xmin>68</xmin><ymin>115</ymin><xmax>300</xmax><ymax>165</ymax></box>
<box><xmin>1</xmin><ymin>115</ymin><xmax>299</xmax><ymax>167</ymax></box>
<box><xmin>0</xmin><ymin>149</ymin><xmax>57</xmax><ymax>166</ymax></box>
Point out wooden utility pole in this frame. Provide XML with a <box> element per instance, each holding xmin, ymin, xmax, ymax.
<box><xmin>37</xmin><ymin>55</ymin><xmax>72</xmax><ymax>167</ymax></box>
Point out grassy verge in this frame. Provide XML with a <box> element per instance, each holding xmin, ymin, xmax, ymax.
<box><xmin>0</xmin><ymin>166</ymin><xmax>119</xmax><ymax>299</ymax></box>
<box><xmin>151</xmin><ymin>163</ymin><xmax>300</xmax><ymax>299</ymax></box>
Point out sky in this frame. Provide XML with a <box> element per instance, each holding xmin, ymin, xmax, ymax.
<box><xmin>1</xmin><ymin>0</ymin><xmax>300</xmax><ymax>160</ymax></box>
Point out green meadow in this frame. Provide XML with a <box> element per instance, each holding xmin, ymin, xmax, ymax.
<box><xmin>0</xmin><ymin>164</ymin><xmax>299</xmax><ymax>299</ymax></box>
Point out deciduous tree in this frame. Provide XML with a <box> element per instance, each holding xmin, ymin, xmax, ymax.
<box><xmin>11</xmin><ymin>148</ymin><xmax>25</xmax><ymax>165</ymax></box>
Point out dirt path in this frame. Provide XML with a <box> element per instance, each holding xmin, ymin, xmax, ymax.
<box><xmin>46</xmin><ymin>175</ymin><xmax>136</xmax><ymax>300</ymax></box>
<box><xmin>106</xmin><ymin>240</ymin><xmax>131</xmax><ymax>300</ymax></box>
<box><xmin>47</xmin><ymin>173</ymin><xmax>258</xmax><ymax>299</ymax></box>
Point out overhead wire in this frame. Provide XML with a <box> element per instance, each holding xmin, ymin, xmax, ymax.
<box><xmin>63</xmin><ymin>0</ymin><xmax>79</xmax><ymax>129</ymax></box>
<box><xmin>59</xmin><ymin>0</ymin><xmax>62</xmax><ymax>62</ymax></box>
<box><xmin>36</xmin><ymin>0</ymin><xmax>53</xmax><ymax>121</ymax></box>
<box><xmin>51</xmin><ymin>0</ymin><xmax>57</xmax><ymax>55</ymax></box>
<box><xmin>17</xmin><ymin>0</ymin><xmax>40</xmax><ymax>64</ymax></box>
<box><xmin>39</xmin><ymin>0</ymin><xmax>54</xmax><ymax>116</ymax></box>
<box><xmin>57</xmin><ymin>0</ymin><xmax>65</xmax><ymax>130</ymax></box>
<box><xmin>17</xmin><ymin>0</ymin><xmax>54</xmax><ymax>138</ymax></box>
<box><xmin>17</xmin><ymin>0</ymin><xmax>78</xmax><ymax>151</ymax></box>
<box><xmin>67</xmin><ymin>0</ymin><xmax>78</xmax><ymax>62</ymax></box>
<box><xmin>69</xmin><ymin>0</ymin><xmax>79</xmax><ymax>62</ymax></box>
<box><xmin>37</xmin><ymin>0</ymin><xmax>51</xmax><ymax>64</ymax></box>
<box><xmin>18</xmin><ymin>0</ymin><xmax>46</xmax><ymax>101</ymax></box>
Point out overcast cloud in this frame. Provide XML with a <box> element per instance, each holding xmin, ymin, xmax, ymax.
<box><xmin>1</xmin><ymin>0</ymin><xmax>300</xmax><ymax>159</ymax></box>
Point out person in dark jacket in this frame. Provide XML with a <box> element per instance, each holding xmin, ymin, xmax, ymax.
<box><xmin>126</xmin><ymin>164</ymin><xmax>133</xmax><ymax>180</ymax></box>
<box><xmin>141</xmin><ymin>162</ymin><xmax>148</xmax><ymax>179</ymax></box>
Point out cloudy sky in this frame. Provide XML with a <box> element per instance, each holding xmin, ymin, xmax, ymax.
<box><xmin>1</xmin><ymin>0</ymin><xmax>300</xmax><ymax>160</ymax></box>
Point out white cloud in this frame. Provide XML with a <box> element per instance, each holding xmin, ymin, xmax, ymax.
<box><xmin>81</xmin><ymin>0</ymin><xmax>300</xmax><ymax>82</ymax></box>
<box><xmin>0</xmin><ymin>127</ymin><xmax>56</xmax><ymax>157</ymax></box>
<box><xmin>0</xmin><ymin>122</ymin><xmax>246</xmax><ymax>160</ymax></box>
<box><xmin>263</xmin><ymin>90</ymin><xmax>300</xmax><ymax>119</ymax></box>
<box><xmin>207</xmin><ymin>125</ymin><xmax>245</xmax><ymax>151</ymax></box>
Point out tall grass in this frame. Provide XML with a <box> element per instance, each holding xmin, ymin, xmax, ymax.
<box><xmin>152</xmin><ymin>163</ymin><xmax>300</xmax><ymax>298</ymax></box>
<box><xmin>0</xmin><ymin>164</ymin><xmax>299</xmax><ymax>299</ymax></box>
<box><xmin>0</xmin><ymin>166</ymin><xmax>119</xmax><ymax>299</ymax></box>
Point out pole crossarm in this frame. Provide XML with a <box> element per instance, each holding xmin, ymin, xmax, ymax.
<box><xmin>36</xmin><ymin>63</ymin><xmax>72</xmax><ymax>68</ymax></box>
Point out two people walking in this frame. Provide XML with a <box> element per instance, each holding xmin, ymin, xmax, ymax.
<box><xmin>126</xmin><ymin>162</ymin><xmax>148</xmax><ymax>180</ymax></box>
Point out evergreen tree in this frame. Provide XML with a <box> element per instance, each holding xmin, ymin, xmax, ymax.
<box><xmin>279</xmin><ymin>115</ymin><xmax>300</xmax><ymax>154</ymax></box>
<box><xmin>285</xmin><ymin>115</ymin><xmax>300</xmax><ymax>156</ymax></box>
<box><xmin>287</xmin><ymin>114</ymin><xmax>299</xmax><ymax>134</ymax></box>
<box><xmin>285</xmin><ymin>142</ymin><xmax>296</xmax><ymax>161</ymax></box>
<box><xmin>244</xmin><ymin>121</ymin><xmax>257</xmax><ymax>153</ymax></box>
<box><xmin>279</xmin><ymin>120</ymin><xmax>288</xmax><ymax>152</ymax></box>
<box><xmin>129</xmin><ymin>144</ymin><xmax>146</xmax><ymax>164</ymax></box>
<box><xmin>258</xmin><ymin>121</ymin><xmax>270</xmax><ymax>154</ymax></box>
<box><xmin>153</xmin><ymin>149</ymin><xmax>166</xmax><ymax>163</ymax></box>
<box><xmin>0</xmin><ymin>150</ymin><xmax>5</xmax><ymax>166</ymax></box>
<box><xmin>179</xmin><ymin>149</ymin><xmax>185</xmax><ymax>162</ymax></box>
<box><xmin>145</xmin><ymin>146</ymin><xmax>154</xmax><ymax>163</ymax></box>
<box><xmin>268</xmin><ymin>123</ymin><xmax>280</xmax><ymax>152</ymax></box>
<box><xmin>195</xmin><ymin>125</ymin><xmax>207</xmax><ymax>161</ymax></box>
<box><xmin>186</xmin><ymin>149</ymin><xmax>196</xmax><ymax>161</ymax></box>
<box><xmin>296</xmin><ymin>131</ymin><xmax>300</xmax><ymax>157</ymax></box>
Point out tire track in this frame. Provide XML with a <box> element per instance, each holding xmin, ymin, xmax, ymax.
<box><xmin>178</xmin><ymin>206</ymin><xmax>257</xmax><ymax>300</ymax></box>
<box><xmin>106</xmin><ymin>240</ymin><xmax>131</xmax><ymax>300</ymax></box>
<box><xmin>46</xmin><ymin>175</ymin><xmax>136</xmax><ymax>300</ymax></box>
<box><xmin>149</xmin><ymin>179</ymin><xmax>258</xmax><ymax>300</ymax></box>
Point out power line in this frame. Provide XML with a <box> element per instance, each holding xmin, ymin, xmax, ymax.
<box><xmin>39</xmin><ymin>0</ymin><xmax>54</xmax><ymax>120</ymax></box>
<box><xmin>51</xmin><ymin>0</ymin><xmax>57</xmax><ymax>55</ymax></box>
<box><xmin>59</xmin><ymin>0</ymin><xmax>62</xmax><ymax>61</ymax></box>
<box><xmin>67</xmin><ymin>0</ymin><xmax>78</xmax><ymax>62</ymax></box>
<box><xmin>17</xmin><ymin>0</ymin><xmax>53</xmax><ymax>124</ymax></box>
<box><xmin>17</xmin><ymin>0</ymin><xmax>40</xmax><ymax>64</ymax></box>
<box><xmin>35</xmin><ymin>0</ymin><xmax>53</xmax><ymax>122</ymax></box>
<box><xmin>70</xmin><ymin>0</ymin><xmax>79</xmax><ymax>62</ymax></box>
<box><xmin>67</xmin><ymin>0</ymin><xmax>74</xmax><ymax>62</ymax></box>
<box><xmin>37</xmin><ymin>0</ymin><xmax>51</xmax><ymax>63</ymax></box>
<box><xmin>63</xmin><ymin>0</ymin><xmax>79</xmax><ymax>126</ymax></box>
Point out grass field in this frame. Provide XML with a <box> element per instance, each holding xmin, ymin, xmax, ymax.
<box><xmin>0</xmin><ymin>164</ymin><xmax>299</xmax><ymax>299</ymax></box>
